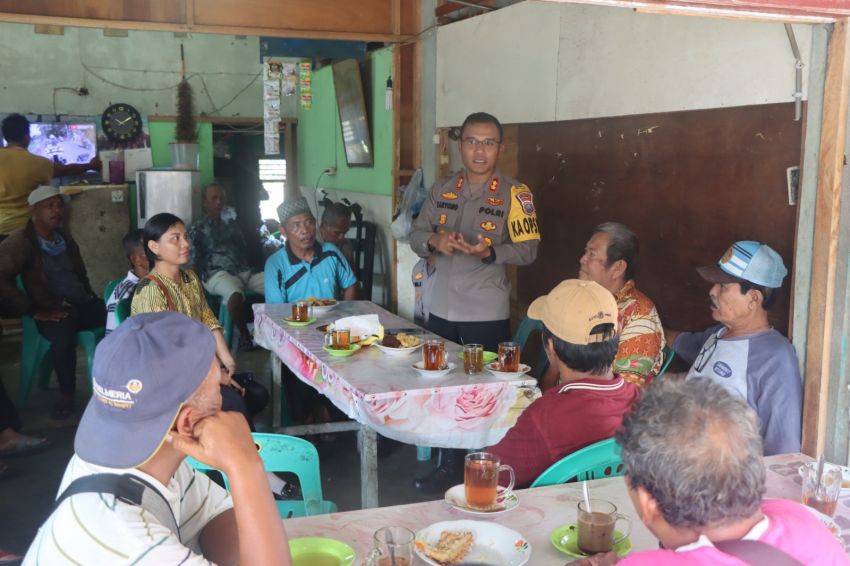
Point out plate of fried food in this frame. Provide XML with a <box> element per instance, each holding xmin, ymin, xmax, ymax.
<box><xmin>373</xmin><ymin>333</ymin><xmax>423</xmax><ymax>355</ymax></box>
<box><xmin>415</xmin><ymin>520</ymin><xmax>531</xmax><ymax>566</ymax></box>
<box><xmin>305</xmin><ymin>297</ymin><xmax>338</xmax><ymax>315</ymax></box>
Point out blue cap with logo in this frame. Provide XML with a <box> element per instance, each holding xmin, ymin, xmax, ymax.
<box><xmin>697</xmin><ymin>240</ymin><xmax>787</xmax><ymax>289</ymax></box>
<box><xmin>75</xmin><ymin>312</ymin><xmax>217</xmax><ymax>468</ymax></box>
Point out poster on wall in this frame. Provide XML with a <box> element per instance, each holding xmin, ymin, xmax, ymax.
<box><xmin>263</xmin><ymin>59</ymin><xmax>282</xmax><ymax>155</ymax></box>
<box><xmin>282</xmin><ymin>63</ymin><xmax>297</xmax><ymax>97</ymax></box>
<box><xmin>299</xmin><ymin>60</ymin><xmax>313</xmax><ymax>110</ymax></box>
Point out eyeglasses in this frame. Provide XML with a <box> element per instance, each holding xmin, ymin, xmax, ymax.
<box><xmin>693</xmin><ymin>333</ymin><xmax>720</xmax><ymax>373</ymax></box>
<box><xmin>461</xmin><ymin>138</ymin><xmax>501</xmax><ymax>149</ymax></box>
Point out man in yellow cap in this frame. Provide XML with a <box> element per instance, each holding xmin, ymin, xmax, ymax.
<box><xmin>488</xmin><ymin>279</ymin><xmax>640</xmax><ymax>488</ymax></box>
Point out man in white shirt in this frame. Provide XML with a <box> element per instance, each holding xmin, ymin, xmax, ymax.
<box><xmin>23</xmin><ymin>312</ymin><xmax>290</xmax><ymax>565</ymax></box>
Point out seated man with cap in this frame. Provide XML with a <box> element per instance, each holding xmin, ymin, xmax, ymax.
<box><xmin>23</xmin><ymin>312</ymin><xmax>290</xmax><ymax>565</ymax></box>
<box><xmin>0</xmin><ymin>185</ymin><xmax>105</xmax><ymax>420</ymax></box>
<box><xmin>488</xmin><ymin>280</ymin><xmax>641</xmax><ymax>488</ymax></box>
<box><xmin>666</xmin><ymin>240</ymin><xmax>802</xmax><ymax>455</ymax></box>
<box><xmin>264</xmin><ymin>195</ymin><xmax>357</xmax><ymax>304</ymax></box>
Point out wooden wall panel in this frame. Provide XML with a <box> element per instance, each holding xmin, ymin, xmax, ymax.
<box><xmin>194</xmin><ymin>0</ymin><xmax>393</xmax><ymax>34</ymax></box>
<box><xmin>516</xmin><ymin>103</ymin><xmax>802</xmax><ymax>335</ymax></box>
<box><xmin>0</xmin><ymin>0</ymin><xmax>184</xmax><ymax>23</ymax></box>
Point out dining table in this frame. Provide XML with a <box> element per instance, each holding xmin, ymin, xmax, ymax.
<box><xmin>283</xmin><ymin>453</ymin><xmax>850</xmax><ymax>564</ymax></box>
<box><xmin>253</xmin><ymin>300</ymin><xmax>541</xmax><ymax>509</ymax></box>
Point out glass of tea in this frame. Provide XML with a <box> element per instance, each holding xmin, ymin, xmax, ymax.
<box><xmin>365</xmin><ymin>526</ymin><xmax>414</xmax><ymax>566</ymax></box>
<box><xmin>800</xmin><ymin>461</ymin><xmax>842</xmax><ymax>517</ymax></box>
<box><xmin>463</xmin><ymin>343</ymin><xmax>484</xmax><ymax>374</ymax></box>
<box><xmin>331</xmin><ymin>328</ymin><xmax>350</xmax><ymax>350</ymax></box>
<box><xmin>498</xmin><ymin>341</ymin><xmax>520</xmax><ymax>372</ymax></box>
<box><xmin>577</xmin><ymin>499</ymin><xmax>632</xmax><ymax>555</ymax></box>
<box><xmin>463</xmin><ymin>452</ymin><xmax>515</xmax><ymax>510</ymax></box>
<box><xmin>291</xmin><ymin>301</ymin><xmax>309</xmax><ymax>322</ymax></box>
<box><xmin>422</xmin><ymin>339</ymin><xmax>446</xmax><ymax>371</ymax></box>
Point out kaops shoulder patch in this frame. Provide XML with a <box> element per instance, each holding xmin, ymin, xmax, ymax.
<box><xmin>507</xmin><ymin>184</ymin><xmax>541</xmax><ymax>243</ymax></box>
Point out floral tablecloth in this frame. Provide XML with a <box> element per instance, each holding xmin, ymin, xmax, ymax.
<box><xmin>253</xmin><ymin>301</ymin><xmax>541</xmax><ymax>449</ymax></box>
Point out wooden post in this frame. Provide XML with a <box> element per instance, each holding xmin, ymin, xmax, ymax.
<box><xmin>802</xmin><ymin>18</ymin><xmax>850</xmax><ymax>456</ymax></box>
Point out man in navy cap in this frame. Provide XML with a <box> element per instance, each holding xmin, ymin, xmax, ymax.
<box><xmin>665</xmin><ymin>241</ymin><xmax>802</xmax><ymax>455</ymax></box>
<box><xmin>23</xmin><ymin>312</ymin><xmax>290</xmax><ymax>565</ymax></box>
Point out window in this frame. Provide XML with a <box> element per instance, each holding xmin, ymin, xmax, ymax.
<box><xmin>259</xmin><ymin>159</ymin><xmax>286</xmax><ymax>221</ymax></box>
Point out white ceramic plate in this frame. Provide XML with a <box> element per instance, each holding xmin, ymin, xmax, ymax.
<box><xmin>803</xmin><ymin>504</ymin><xmax>841</xmax><ymax>539</ymax></box>
<box><xmin>444</xmin><ymin>484</ymin><xmax>519</xmax><ymax>516</ymax></box>
<box><xmin>415</xmin><ymin>520</ymin><xmax>531</xmax><ymax>566</ymax></box>
<box><xmin>412</xmin><ymin>361</ymin><xmax>456</xmax><ymax>378</ymax></box>
<box><xmin>373</xmin><ymin>341</ymin><xmax>423</xmax><ymax>356</ymax></box>
<box><xmin>485</xmin><ymin>362</ymin><xmax>532</xmax><ymax>379</ymax></box>
<box><xmin>309</xmin><ymin>303</ymin><xmax>337</xmax><ymax>315</ymax></box>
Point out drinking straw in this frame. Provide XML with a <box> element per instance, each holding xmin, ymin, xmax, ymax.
<box><xmin>583</xmin><ymin>480</ymin><xmax>592</xmax><ymax>513</ymax></box>
<box><xmin>815</xmin><ymin>454</ymin><xmax>825</xmax><ymax>498</ymax></box>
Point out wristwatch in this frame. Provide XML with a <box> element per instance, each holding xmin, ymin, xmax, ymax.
<box><xmin>481</xmin><ymin>247</ymin><xmax>496</xmax><ymax>264</ymax></box>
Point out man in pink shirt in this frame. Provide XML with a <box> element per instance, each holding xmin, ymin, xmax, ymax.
<box><xmin>572</xmin><ymin>378</ymin><xmax>847</xmax><ymax>566</ymax></box>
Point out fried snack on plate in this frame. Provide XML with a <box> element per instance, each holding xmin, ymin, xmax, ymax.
<box><xmin>419</xmin><ymin>531</ymin><xmax>473</xmax><ymax>565</ymax></box>
<box><xmin>306</xmin><ymin>296</ymin><xmax>337</xmax><ymax>307</ymax></box>
<box><xmin>397</xmin><ymin>333</ymin><xmax>421</xmax><ymax>348</ymax></box>
<box><xmin>381</xmin><ymin>335</ymin><xmax>402</xmax><ymax>348</ymax></box>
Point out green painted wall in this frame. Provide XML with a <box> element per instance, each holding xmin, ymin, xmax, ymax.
<box><xmin>148</xmin><ymin>121</ymin><xmax>215</xmax><ymax>187</ymax></box>
<box><xmin>297</xmin><ymin>47</ymin><xmax>393</xmax><ymax>196</ymax></box>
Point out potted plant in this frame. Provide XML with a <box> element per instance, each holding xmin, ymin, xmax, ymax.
<box><xmin>170</xmin><ymin>78</ymin><xmax>199</xmax><ymax>169</ymax></box>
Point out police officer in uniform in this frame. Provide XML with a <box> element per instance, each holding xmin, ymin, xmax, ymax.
<box><xmin>409</xmin><ymin>111</ymin><xmax>540</xmax><ymax>490</ymax></box>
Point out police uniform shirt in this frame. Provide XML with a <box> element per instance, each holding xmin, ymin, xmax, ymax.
<box><xmin>409</xmin><ymin>170</ymin><xmax>540</xmax><ymax>322</ymax></box>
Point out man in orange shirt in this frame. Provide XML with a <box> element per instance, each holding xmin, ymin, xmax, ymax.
<box><xmin>0</xmin><ymin>114</ymin><xmax>100</xmax><ymax>240</ymax></box>
<box><xmin>541</xmin><ymin>222</ymin><xmax>665</xmax><ymax>390</ymax></box>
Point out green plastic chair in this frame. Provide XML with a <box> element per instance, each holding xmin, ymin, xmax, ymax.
<box><xmin>655</xmin><ymin>345</ymin><xmax>675</xmax><ymax>379</ymax></box>
<box><xmin>512</xmin><ymin>316</ymin><xmax>550</xmax><ymax>381</ymax></box>
<box><xmin>115</xmin><ymin>298</ymin><xmax>132</xmax><ymax>325</ymax></box>
<box><xmin>530</xmin><ymin>437</ymin><xmax>624</xmax><ymax>487</ymax></box>
<box><xmin>17</xmin><ymin>276</ymin><xmax>105</xmax><ymax>407</ymax></box>
<box><xmin>188</xmin><ymin>432</ymin><xmax>336</xmax><ymax>518</ymax></box>
<box><xmin>103</xmin><ymin>278</ymin><xmax>122</xmax><ymax>305</ymax></box>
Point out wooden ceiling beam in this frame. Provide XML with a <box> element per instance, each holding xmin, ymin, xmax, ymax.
<box><xmin>0</xmin><ymin>11</ymin><xmax>415</xmax><ymax>42</ymax></box>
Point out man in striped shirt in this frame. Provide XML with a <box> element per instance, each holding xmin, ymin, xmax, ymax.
<box><xmin>104</xmin><ymin>229</ymin><xmax>148</xmax><ymax>335</ymax></box>
<box><xmin>23</xmin><ymin>312</ymin><xmax>290</xmax><ymax>565</ymax></box>
<box><xmin>488</xmin><ymin>280</ymin><xmax>640</xmax><ymax>488</ymax></box>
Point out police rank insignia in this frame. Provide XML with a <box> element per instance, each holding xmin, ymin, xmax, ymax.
<box><xmin>415</xmin><ymin>272</ymin><xmax>424</xmax><ymax>280</ymax></box>
<box><xmin>480</xmin><ymin>221</ymin><xmax>497</xmax><ymax>232</ymax></box>
<box><xmin>488</xmin><ymin>178</ymin><xmax>499</xmax><ymax>192</ymax></box>
<box><xmin>439</xmin><ymin>214</ymin><xmax>447</xmax><ymax>225</ymax></box>
<box><xmin>441</xmin><ymin>192</ymin><xmax>459</xmax><ymax>200</ymax></box>
<box><xmin>487</xmin><ymin>197</ymin><xmax>504</xmax><ymax>206</ymax></box>
<box><xmin>483</xmin><ymin>237</ymin><xmax>493</xmax><ymax>247</ymax></box>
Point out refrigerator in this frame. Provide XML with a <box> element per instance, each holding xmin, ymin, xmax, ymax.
<box><xmin>135</xmin><ymin>168</ymin><xmax>200</xmax><ymax>228</ymax></box>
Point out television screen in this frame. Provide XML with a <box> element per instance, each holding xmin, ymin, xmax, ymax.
<box><xmin>2</xmin><ymin>123</ymin><xmax>97</xmax><ymax>165</ymax></box>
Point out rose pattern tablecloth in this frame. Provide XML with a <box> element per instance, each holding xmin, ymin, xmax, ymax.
<box><xmin>253</xmin><ymin>301</ymin><xmax>541</xmax><ymax>448</ymax></box>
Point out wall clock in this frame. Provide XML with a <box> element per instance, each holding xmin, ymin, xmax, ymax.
<box><xmin>101</xmin><ymin>103</ymin><xmax>142</xmax><ymax>142</ymax></box>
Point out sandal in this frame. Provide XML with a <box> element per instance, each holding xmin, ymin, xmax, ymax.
<box><xmin>0</xmin><ymin>434</ymin><xmax>50</xmax><ymax>457</ymax></box>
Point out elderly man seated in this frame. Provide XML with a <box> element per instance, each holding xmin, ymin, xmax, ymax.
<box><xmin>666</xmin><ymin>241</ymin><xmax>802</xmax><ymax>455</ymax></box>
<box><xmin>188</xmin><ymin>182</ymin><xmax>265</xmax><ymax>351</ymax></box>
<box><xmin>489</xmin><ymin>279</ymin><xmax>640</xmax><ymax>488</ymax></box>
<box><xmin>542</xmin><ymin>222</ymin><xmax>664</xmax><ymax>390</ymax></box>
<box><xmin>573</xmin><ymin>378</ymin><xmax>845</xmax><ymax>565</ymax></box>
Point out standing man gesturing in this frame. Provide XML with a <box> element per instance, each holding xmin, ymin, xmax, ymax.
<box><xmin>409</xmin><ymin>112</ymin><xmax>540</xmax><ymax>352</ymax></box>
<box><xmin>408</xmin><ymin>112</ymin><xmax>540</xmax><ymax>491</ymax></box>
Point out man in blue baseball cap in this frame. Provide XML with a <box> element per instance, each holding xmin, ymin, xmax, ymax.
<box><xmin>23</xmin><ymin>312</ymin><xmax>290</xmax><ymax>565</ymax></box>
<box><xmin>665</xmin><ymin>241</ymin><xmax>802</xmax><ymax>455</ymax></box>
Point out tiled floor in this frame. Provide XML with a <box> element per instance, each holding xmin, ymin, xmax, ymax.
<box><xmin>0</xmin><ymin>328</ymin><xmax>443</xmax><ymax>557</ymax></box>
